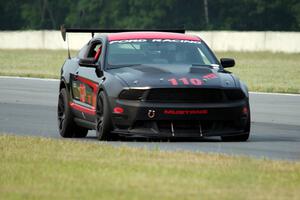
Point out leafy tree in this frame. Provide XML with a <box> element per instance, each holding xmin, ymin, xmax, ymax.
<box><xmin>20</xmin><ymin>0</ymin><xmax>72</xmax><ymax>29</ymax></box>
<box><xmin>0</xmin><ymin>0</ymin><xmax>24</xmax><ymax>30</ymax></box>
<box><xmin>0</xmin><ymin>0</ymin><xmax>299</xmax><ymax>31</ymax></box>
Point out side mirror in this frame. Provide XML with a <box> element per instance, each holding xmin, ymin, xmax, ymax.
<box><xmin>79</xmin><ymin>58</ymin><xmax>103</xmax><ymax>77</ymax></box>
<box><xmin>79</xmin><ymin>58</ymin><xmax>98</xmax><ymax>68</ymax></box>
<box><xmin>95</xmin><ymin>67</ymin><xmax>104</xmax><ymax>77</ymax></box>
<box><xmin>220</xmin><ymin>58</ymin><xmax>235</xmax><ymax>68</ymax></box>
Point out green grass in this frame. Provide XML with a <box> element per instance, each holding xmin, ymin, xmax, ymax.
<box><xmin>0</xmin><ymin>49</ymin><xmax>299</xmax><ymax>93</ymax></box>
<box><xmin>216</xmin><ymin>51</ymin><xmax>300</xmax><ymax>93</ymax></box>
<box><xmin>0</xmin><ymin>49</ymin><xmax>73</xmax><ymax>79</ymax></box>
<box><xmin>1</xmin><ymin>135</ymin><xmax>300</xmax><ymax>200</ymax></box>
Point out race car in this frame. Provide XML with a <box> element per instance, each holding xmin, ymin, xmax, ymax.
<box><xmin>57</xmin><ymin>26</ymin><xmax>251</xmax><ymax>141</ymax></box>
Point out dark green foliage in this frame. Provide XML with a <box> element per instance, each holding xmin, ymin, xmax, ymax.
<box><xmin>0</xmin><ymin>0</ymin><xmax>299</xmax><ymax>31</ymax></box>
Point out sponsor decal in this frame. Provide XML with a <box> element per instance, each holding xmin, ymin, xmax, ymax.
<box><xmin>79</xmin><ymin>83</ymin><xmax>86</xmax><ymax>103</ymax></box>
<box><xmin>77</xmin><ymin>76</ymin><xmax>99</xmax><ymax>108</ymax></box>
<box><xmin>109</xmin><ymin>39</ymin><xmax>201</xmax><ymax>44</ymax></box>
<box><xmin>109</xmin><ymin>39</ymin><xmax>147</xmax><ymax>44</ymax></box>
<box><xmin>164</xmin><ymin>109</ymin><xmax>208</xmax><ymax>115</ymax></box>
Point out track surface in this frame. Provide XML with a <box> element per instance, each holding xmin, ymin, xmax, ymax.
<box><xmin>1</xmin><ymin>77</ymin><xmax>300</xmax><ymax>160</ymax></box>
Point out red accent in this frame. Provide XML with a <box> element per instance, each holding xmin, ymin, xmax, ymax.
<box><xmin>168</xmin><ymin>78</ymin><xmax>178</xmax><ymax>85</ymax></box>
<box><xmin>69</xmin><ymin>102</ymin><xmax>96</xmax><ymax>115</ymax></box>
<box><xmin>77</xmin><ymin>76</ymin><xmax>99</xmax><ymax>107</ymax></box>
<box><xmin>108</xmin><ymin>32</ymin><xmax>200</xmax><ymax>41</ymax></box>
<box><xmin>243</xmin><ymin>106</ymin><xmax>248</xmax><ymax>115</ymax></box>
<box><xmin>87</xmin><ymin>95</ymin><xmax>92</xmax><ymax>104</ymax></box>
<box><xmin>79</xmin><ymin>83</ymin><xmax>86</xmax><ymax>102</ymax></box>
<box><xmin>179</xmin><ymin>77</ymin><xmax>189</xmax><ymax>85</ymax></box>
<box><xmin>203</xmin><ymin>73</ymin><xmax>217</xmax><ymax>79</ymax></box>
<box><xmin>94</xmin><ymin>47</ymin><xmax>102</xmax><ymax>60</ymax></box>
<box><xmin>164</xmin><ymin>109</ymin><xmax>208</xmax><ymax>115</ymax></box>
<box><xmin>113</xmin><ymin>107</ymin><xmax>124</xmax><ymax>114</ymax></box>
<box><xmin>168</xmin><ymin>78</ymin><xmax>203</xmax><ymax>86</ymax></box>
<box><xmin>190</xmin><ymin>78</ymin><xmax>202</xmax><ymax>85</ymax></box>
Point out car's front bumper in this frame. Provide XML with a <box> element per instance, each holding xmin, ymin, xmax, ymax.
<box><xmin>109</xmin><ymin>98</ymin><xmax>250</xmax><ymax>138</ymax></box>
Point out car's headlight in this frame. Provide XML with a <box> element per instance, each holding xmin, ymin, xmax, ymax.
<box><xmin>118</xmin><ymin>89</ymin><xmax>146</xmax><ymax>100</ymax></box>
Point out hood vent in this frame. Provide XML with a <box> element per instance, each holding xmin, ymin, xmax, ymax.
<box><xmin>190</xmin><ymin>67</ymin><xmax>213</xmax><ymax>74</ymax></box>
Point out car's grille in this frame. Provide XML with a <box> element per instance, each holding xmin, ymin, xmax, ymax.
<box><xmin>145</xmin><ymin>88</ymin><xmax>245</xmax><ymax>103</ymax></box>
<box><xmin>223</xmin><ymin>89</ymin><xmax>246</xmax><ymax>101</ymax></box>
<box><xmin>119</xmin><ymin>88</ymin><xmax>246</xmax><ymax>103</ymax></box>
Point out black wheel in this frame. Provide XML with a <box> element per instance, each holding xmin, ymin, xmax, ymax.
<box><xmin>96</xmin><ymin>92</ymin><xmax>113</xmax><ymax>140</ymax></box>
<box><xmin>221</xmin><ymin>108</ymin><xmax>251</xmax><ymax>142</ymax></box>
<box><xmin>57</xmin><ymin>88</ymin><xmax>88</xmax><ymax>138</ymax></box>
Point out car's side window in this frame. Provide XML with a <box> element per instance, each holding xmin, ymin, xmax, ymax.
<box><xmin>86</xmin><ymin>41</ymin><xmax>103</xmax><ymax>61</ymax></box>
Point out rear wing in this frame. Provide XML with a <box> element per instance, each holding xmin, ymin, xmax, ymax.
<box><xmin>60</xmin><ymin>24</ymin><xmax>185</xmax><ymax>41</ymax></box>
<box><xmin>60</xmin><ymin>25</ymin><xmax>185</xmax><ymax>58</ymax></box>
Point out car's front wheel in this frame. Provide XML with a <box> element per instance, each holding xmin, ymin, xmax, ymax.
<box><xmin>57</xmin><ymin>88</ymin><xmax>88</xmax><ymax>138</ymax></box>
<box><xmin>221</xmin><ymin>113</ymin><xmax>250</xmax><ymax>142</ymax></box>
<box><xmin>96</xmin><ymin>92</ymin><xmax>113</xmax><ymax>140</ymax></box>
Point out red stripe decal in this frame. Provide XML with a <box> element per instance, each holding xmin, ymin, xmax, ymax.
<box><xmin>108</xmin><ymin>32</ymin><xmax>200</xmax><ymax>41</ymax></box>
<box><xmin>69</xmin><ymin>102</ymin><xmax>96</xmax><ymax>115</ymax></box>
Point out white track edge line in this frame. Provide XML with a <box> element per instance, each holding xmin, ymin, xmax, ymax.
<box><xmin>249</xmin><ymin>91</ymin><xmax>300</xmax><ymax>96</ymax></box>
<box><xmin>0</xmin><ymin>76</ymin><xmax>59</xmax><ymax>82</ymax></box>
<box><xmin>0</xmin><ymin>76</ymin><xmax>299</xmax><ymax>96</ymax></box>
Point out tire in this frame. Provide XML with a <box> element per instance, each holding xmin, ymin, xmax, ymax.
<box><xmin>96</xmin><ymin>92</ymin><xmax>113</xmax><ymax>140</ymax></box>
<box><xmin>57</xmin><ymin>88</ymin><xmax>88</xmax><ymax>138</ymax></box>
<box><xmin>221</xmin><ymin>108</ymin><xmax>251</xmax><ymax>142</ymax></box>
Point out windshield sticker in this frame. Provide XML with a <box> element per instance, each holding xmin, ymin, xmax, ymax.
<box><xmin>109</xmin><ymin>39</ymin><xmax>201</xmax><ymax>44</ymax></box>
<box><xmin>109</xmin><ymin>39</ymin><xmax>147</xmax><ymax>44</ymax></box>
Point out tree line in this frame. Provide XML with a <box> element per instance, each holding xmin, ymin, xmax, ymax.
<box><xmin>1</xmin><ymin>0</ymin><xmax>300</xmax><ymax>31</ymax></box>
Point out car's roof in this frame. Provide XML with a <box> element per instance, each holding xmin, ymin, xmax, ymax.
<box><xmin>107</xmin><ymin>31</ymin><xmax>201</xmax><ymax>41</ymax></box>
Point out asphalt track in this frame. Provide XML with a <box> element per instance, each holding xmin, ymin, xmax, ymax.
<box><xmin>0</xmin><ymin>77</ymin><xmax>300</xmax><ymax>160</ymax></box>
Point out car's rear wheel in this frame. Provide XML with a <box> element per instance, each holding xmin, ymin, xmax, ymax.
<box><xmin>96</xmin><ymin>92</ymin><xmax>113</xmax><ymax>140</ymax></box>
<box><xmin>57</xmin><ymin>88</ymin><xmax>88</xmax><ymax>138</ymax></box>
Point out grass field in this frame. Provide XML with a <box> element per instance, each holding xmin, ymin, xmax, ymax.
<box><xmin>0</xmin><ymin>49</ymin><xmax>69</xmax><ymax>79</ymax></box>
<box><xmin>1</xmin><ymin>135</ymin><xmax>300</xmax><ymax>200</ymax></box>
<box><xmin>217</xmin><ymin>51</ymin><xmax>300</xmax><ymax>94</ymax></box>
<box><xmin>0</xmin><ymin>49</ymin><xmax>300</xmax><ymax>93</ymax></box>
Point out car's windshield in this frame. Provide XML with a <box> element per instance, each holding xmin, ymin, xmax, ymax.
<box><xmin>106</xmin><ymin>39</ymin><xmax>218</xmax><ymax>68</ymax></box>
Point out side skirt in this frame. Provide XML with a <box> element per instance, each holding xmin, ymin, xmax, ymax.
<box><xmin>74</xmin><ymin>117</ymin><xmax>95</xmax><ymax>130</ymax></box>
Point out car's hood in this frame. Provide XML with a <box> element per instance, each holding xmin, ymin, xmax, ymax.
<box><xmin>108</xmin><ymin>64</ymin><xmax>237</xmax><ymax>88</ymax></box>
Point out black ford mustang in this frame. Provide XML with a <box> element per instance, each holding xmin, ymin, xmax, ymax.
<box><xmin>57</xmin><ymin>27</ymin><xmax>250</xmax><ymax>141</ymax></box>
